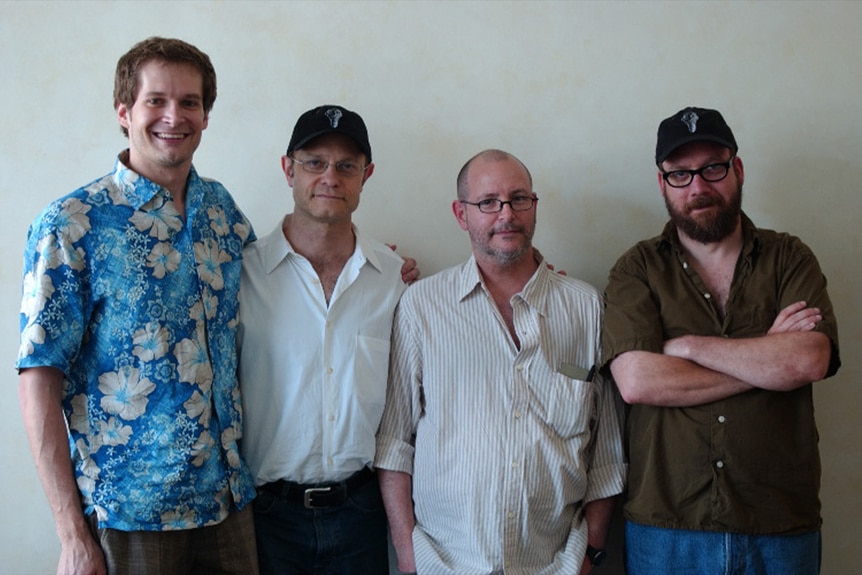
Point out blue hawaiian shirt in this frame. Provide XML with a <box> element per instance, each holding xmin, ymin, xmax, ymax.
<box><xmin>17</xmin><ymin>152</ymin><xmax>257</xmax><ymax>531</ymax></box>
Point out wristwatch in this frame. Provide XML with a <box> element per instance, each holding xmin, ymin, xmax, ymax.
<box><xmin>586</xmin><ymin>544</ymin><xmax>608</xmax><ymax>566</ymax></box>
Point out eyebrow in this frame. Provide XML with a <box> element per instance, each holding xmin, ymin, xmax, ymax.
<box><xmin>663</xmin><ymin>154</ymin><xmax>731</xmax><ymax>170</ymax></box>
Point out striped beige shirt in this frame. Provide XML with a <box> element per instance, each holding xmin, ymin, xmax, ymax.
<box><xmin>375</xmin><ymin>256</ymin><xmax>626</xmax><ymax>575</ymax></box>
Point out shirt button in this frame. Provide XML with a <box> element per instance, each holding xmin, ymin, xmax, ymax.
<box><xmin>326</xmin><ymin>367</ymin><xmax>333</xmax><ymax>375</ymax></box>
<box><xmin>717</xmin><ymin>415</ymin><xmax>726</xmax><ymax>423</ymax></box>
<box><xmin>507</xmin><ymin>511</ymin><xmax>515</xmax><ymax>519</ymax></box>
<box><xmin>514</xmin><ymin>410</ymin><xmax>521</xmax><ymax>419</ymax></box>
<box><xmin>328</xmin><ymin>414</ymin><xmax>335</xmax><ymax>422</ymax></box>
<box><xmin>716</xmin><ymin>460</ymin><xmax>725</xmax><ymax>469</ymax></box>
<box><xmin>704</xmin><ymin>293</ymin><xmax>712</xmax><ymax>300</ymax></box>
<box><xmin>516</xmin><ymin>364</ymin><xmax>523</xmax><ymax>372</ymax></box>
<box><xmin>512</xmin><ymin>462</ymin><xmax>519</xmax><ymax>469</ymax></box>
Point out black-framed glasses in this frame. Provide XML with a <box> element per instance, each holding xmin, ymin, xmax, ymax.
<box><xmin>661</xmin><ymin>157</ymin><xmax>735</xmax><ymax>188</ymax></box>
<box><xmin>460</xmin><ymin>196</ymin><xmax>538</xmax><ymax>213</ymax></box>
<box><xmin>290</xmin><ymin>155</ymin><xmax>368</xmax><ymax>178</ymax></box>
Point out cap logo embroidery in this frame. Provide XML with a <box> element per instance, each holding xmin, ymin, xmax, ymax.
<box><xmin>325</xmin><ymin>108</ymin><xmax>343</xmax><ymax>128</ymax></box>
<box><xmin>681</xmin><ymin>110</ymin><xmax>699</xmax><ymax>133</ymax></box>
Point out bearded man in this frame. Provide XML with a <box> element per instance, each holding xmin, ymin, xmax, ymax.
<box><xmin>600</xmin><ymin>107</ymin><xmax>841</xmax><ymax>575</ymax></box>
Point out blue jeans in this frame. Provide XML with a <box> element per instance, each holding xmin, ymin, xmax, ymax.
<box><xmin>625</xmin><ymin>521</ymin><xmax>821</xmax><ymax>575</ymax></box>
<box><xmin>253</xmin><ymin>474</ymin><xmax>389</xmax><ymax>575</ymax></box>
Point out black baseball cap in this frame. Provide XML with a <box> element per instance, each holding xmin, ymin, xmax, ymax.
<box><xmin>286</xmin><ymin>105</ymin><xmax>372</xmax><ymax>162</ymax></box>
<box><xmin>655</xmin><ymin>107</ymin><xmax>737</xmax><ymax>164</ymax></box>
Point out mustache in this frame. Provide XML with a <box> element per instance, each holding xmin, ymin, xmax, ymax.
<box><xmin>491</xmin><ymin>225</ymin><xmax>525</xmax><ymax>235</ymax></box>
<box><xmin>687</xmin><ymin>195</ymin><xmax>723</xmax><ymax>211</ymax></box>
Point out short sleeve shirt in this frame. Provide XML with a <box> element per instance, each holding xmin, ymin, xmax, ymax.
<box><xmin>17</xmin><ymin>153</ymin><xmax>257</xmax><ymax>531</ymax></box>
<box><xmin>601</xmin><ymin>213</ymin><xmax>840</xmax><ymax>534</ymax></box>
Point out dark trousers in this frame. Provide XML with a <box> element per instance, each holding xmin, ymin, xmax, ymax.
<box><xmin>253</xmin><ymin>472</ymin><xmax>389</xmax><ymax>575</ymax></box>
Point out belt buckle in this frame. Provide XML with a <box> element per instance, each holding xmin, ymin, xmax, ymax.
<box><xmin>303</xmin><ymin>487</ymin><xmax>332</xmax><ymax>509</ymax></box>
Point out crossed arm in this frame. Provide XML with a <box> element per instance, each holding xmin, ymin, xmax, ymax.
<box><xmin>19</xmin><ymin>367</ymin><xmax>107</xmax><ymax>575</ymax></box>
<box><xmin>610</xmin><ymin>301</ymin><xmax>833</xmax><ymax>407</ymax></box>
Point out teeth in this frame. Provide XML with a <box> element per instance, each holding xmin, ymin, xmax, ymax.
<box><xmin>156</xmin><ymin>133</ymin><xmax>185</xmax><ymax>140</ymax></box>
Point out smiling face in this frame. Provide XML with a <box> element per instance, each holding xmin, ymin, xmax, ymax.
<box><xmin>659</xmin><ymin>140</ymin><xmax>744</xmax><ymax>244</ymax></box>
<box><xmin>116</xmin><ymin>60</ymin><xmax>208</xmax><ymax>186</ymax></box>
<box><xmin>284</xmin><ymin>132</ymin><xmax>373</xmax><ymax>226</ymax></box>
<box><xmin>453</xmin><ymin>154</ymin><xmax>537</xmax><ymax>267</ymax></box>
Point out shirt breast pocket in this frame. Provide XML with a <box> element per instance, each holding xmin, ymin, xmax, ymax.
<box><xmin>529</xmin><ymin>373</ymin><xmax>594</xmax><ymax>439</ymax></box>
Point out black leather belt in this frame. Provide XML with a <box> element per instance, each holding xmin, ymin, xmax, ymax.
<box><xmin>257</xmin><ymin>467</ymin><xmax>376</xmax><ymax>509</ymax></box>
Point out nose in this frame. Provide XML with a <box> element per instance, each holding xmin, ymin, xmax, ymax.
<box><xmin>162</xmin><ymin>100</ymin><xmax>182</xmax><ymax>124</ymax></box>
<box><xmin>318</xmin><ymin>162</ymin><xmax>341</xmax><ymax>185</ymax></box>
<box><xmin>497</xmin><ymin>202</ymin><xmax>517</xmax><ymax>220</ymax></box>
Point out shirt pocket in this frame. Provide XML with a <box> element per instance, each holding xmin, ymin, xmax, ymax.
<box><xmin>353</xmin><ymin>335</ymin><xmax>391</xmax><ymax>407</ymax></box>
<box><xmin>529</xmin><ymin>372</ymin><xmax>594</xmax><ymax>439</ymax></box>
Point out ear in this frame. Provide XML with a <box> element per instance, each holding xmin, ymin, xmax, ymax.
<box><xmin>202</xmin><ymin>111</ymin><xmax>209</xmax><ymax>131</ymax></box>
<box><xmin>117</xmin><ymin>103</ymin><xmax>131</xmax><ymax>132</ymax></box>
<box><xmin>281</xmin><ymin>155</ymin><xmax>295</xmax><ymax>187</ymax></box>
<box><xmin>732</xmin><ymin>155</ymin><xmax>744</xmax><ymax>186</ymax></box>
<box><xmin>362</xmin><ymin>162</ymin><xmax>375</xmax><ymax>184</ymax></box>
<box><xmin>452</xmin><ymin>199</ymin><xmax>469</xmax><ymax>231</ymax></box>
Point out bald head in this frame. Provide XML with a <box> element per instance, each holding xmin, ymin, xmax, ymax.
<box><xmin>456</xmin><ymin>149</ymin><xmax>532</xmax><ymax>201</ymax></box>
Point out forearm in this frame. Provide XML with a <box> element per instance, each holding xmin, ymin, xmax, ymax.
<box><xmin>583</xmin><ymin>496</ymin><xmax>615</xmax><ymax>550</ymax></box>
<box><xmin>611</xmin><ymin>350</ymin><xmax>752</xmax><ymax>407</ymax></box>
<box><xmin>378</xmin><ymin>469</ymin><xmax>416</xmax><ymax>573</ymax></box>
<box><xmin>19</xmin><ymin>367</ymin><xmax>105</xmax><ymax>574</ymax></box>
<box><xmin>665</xmin><ymin>331</ymin><xmax>831</xmax><ymax>391</ymax></box>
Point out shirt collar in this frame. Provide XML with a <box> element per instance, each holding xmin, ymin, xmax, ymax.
<box><xmin>111</xmin><ymin>149</ymin><xmax>196</xmax><ymax>211</ymax></box>
<box><xmin>260</xmin><ymin>218</ymin><xmax>381</xmax><ymax>275</ymax></box>
<box><xmin>456</xmin><ymin>254</ymin><xmax>551</xmax><ymax>317</ymax></box>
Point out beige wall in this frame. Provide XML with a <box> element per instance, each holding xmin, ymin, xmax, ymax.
<box><xmin>2</xmin><ymin>1</ymin><xmax>859</xmax><ymax>573</ymax></box>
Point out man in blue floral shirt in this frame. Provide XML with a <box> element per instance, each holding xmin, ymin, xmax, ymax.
<box><xmin>17</xmin><ymin>37</ymin><xmax>258</xmax><ymax>574</ymax></box>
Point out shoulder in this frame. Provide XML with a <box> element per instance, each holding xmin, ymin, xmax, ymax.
<box><xmin>546</xmin><ymin>270</ymin><xmax>602</xmax><ymax>302</ymax></box>
<box><xmin>28</xmin><ymin>174</ymin><xmax>115</xmax><ymax>237</ymax></box>
<box><xmin>400</xmin><ymin>262</ymin><xmax>465</xmax><ymax>304</ymax></box>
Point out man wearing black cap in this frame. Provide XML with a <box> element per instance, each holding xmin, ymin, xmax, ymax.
<box><xmin>238</xmin><ymin>105</ymin><xmax>415</xmax><ymax>574</ymax></box>
<box><xmin>600</xmin><ymin>107</ymin><xmax>841</xmax><ymax>574</ymax></box>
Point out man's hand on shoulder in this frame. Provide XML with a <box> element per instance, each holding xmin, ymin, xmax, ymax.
<box><xmin>387</xmin><ymin>244</ymin><xmax>421</xmax><ymax>284</ymax></box>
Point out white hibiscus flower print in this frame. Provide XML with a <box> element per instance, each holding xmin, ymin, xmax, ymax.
<box><xmin>69</xmin><ymin>393</ymin><xmax>90</xmax><ymax>434</ymax></box>
<box><xmin>132</xmin><ymin>322</ymin><xmax>170</xmax><ymax>361</ymax></box>
<box><xmin>161</xmin><ymin>508</ymin><xmax>197</xmax><ymax>530</ymax></box>
<box><xmin>201</xmin><ymin>292</ymin><xmax>219</xmax><ymax>320</ymax></box>
<box><xmin>146</xmin><ymin>242</ymin><xmax>181</xmax><ymax>279</ymax></box>
<box><xmin>18</xmin><ymin>322</ymin><xmax>46</xmax><ymax>357</ymax></box>
<box><xmin>184</xmin><ymin>390</ymin><xmax>211</xmax><ymax>427</ymax></box>
<box><xmin>174</xmin><ymin>338</ymin><xmax>214</xmax><ymax>387</ymax></box>
<box><xmin>57</xmin><ymin>197</ymin><xmax>92</xmax><ymax>243</ymax></box>
<box><xmin>189</xmin><ymin>430</ymin><xmax>214</xmax><ymax>467</ymax></box>
<box><xmin>233</xmin><ymin>220</ymin><xmax>252</xmax><ymax>242</ymax></box>
<box><xmin>98</xmin><ymin>366</ymin><xmax>156</xmax><ymax>420</ymax></box>
<box><xmin>207</xmin><ymin>206</ymin><xmax>229</xmax><ymax>236</ymax></box>
<box><xmin>129</xmin><ymin>196</ymin><xmax>183</xmax><ymax>240</ymax></box>
<box><xmin>92</xmin><ymin>416</ymin><xmax>133</xmax><ymax>450</ymax></box>
<box><xmin>75</xmin><ymin>441</ymin><xmax>100</xmax><ymax>497</ymax></box>
<box><xmin>21</xmin><ymin>271</ymin><xmax>55</xmax><ymax>320</ymax></box>
<box><xmin>34</xmin><ymin>235</ymin><xmax>62</xmax><ymax>269</ymax></box>
<box><xmin>194</xmin><ymin>238</ymin><xmax>232</xmax><ymax>290</ymax></box>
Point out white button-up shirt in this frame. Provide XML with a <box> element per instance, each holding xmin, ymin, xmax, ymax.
<box><xmin>239</xmin><ymin>220</ymin><xmax>406</xmax><ymax>485</ymax></box>
<box><xmin>375</xmin><ymin>257</ymin><xmax>626</xmax><ymax>574</ymax></box>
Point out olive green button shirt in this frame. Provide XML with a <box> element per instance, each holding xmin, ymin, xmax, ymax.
<box><xmin>601</xmin><ymin>213</ymin><xmax>840</xmax><ymax>535</ymax></box>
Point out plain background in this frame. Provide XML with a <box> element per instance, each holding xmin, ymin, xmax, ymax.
<box><xmin>2</xmin><ymin>1</ymin><xmax>859</xmax><ymax>574</ymax></box>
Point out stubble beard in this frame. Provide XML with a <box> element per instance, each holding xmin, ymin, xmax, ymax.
<box><xmin>471</xmin><ymin>225</ymin><xmax>534</xmax><ymax>266</ymax></box>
